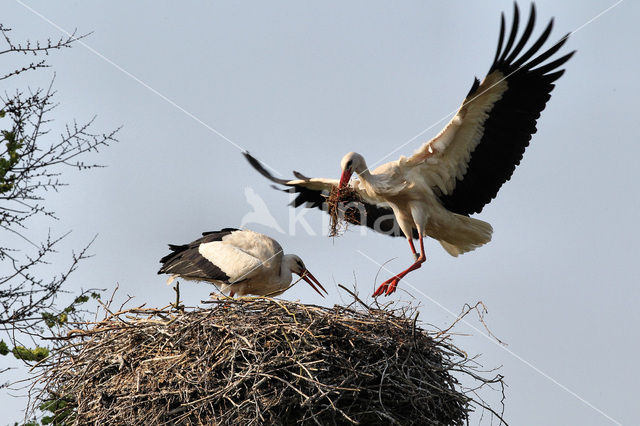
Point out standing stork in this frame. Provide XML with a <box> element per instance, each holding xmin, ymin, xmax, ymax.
<box><xmin>158</xmin><ymin>228</ymin><xmax>326</xmax><ymax>297</ymax></box>
<box><xmin>244</xmin><ymin>4</ymin><xmax>575</xmax><ymax>296</ymax></box>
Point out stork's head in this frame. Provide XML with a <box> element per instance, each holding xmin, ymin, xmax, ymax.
<box><xmin>284</xmin><ymin>255</ymin><xmax>327</xmax><ymax>297</ymax></box>
<box><xmin>339</xmin><ymin>152</ymin><xmax>366</xmax><ymax>189</ymax></box>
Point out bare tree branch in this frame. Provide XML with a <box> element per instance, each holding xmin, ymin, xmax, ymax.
<box><xmin>0</xmin><ymin>24</ymin><xmax>90</xmax><ymax>80</ymax></box>
<box><xmin>0</xmin><ymin>21</ymin><xmax>116</xmax><ymax>373</ymax></box>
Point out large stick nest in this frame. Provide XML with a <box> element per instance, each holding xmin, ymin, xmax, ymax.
<box><xmin>34</xmin><ymin>297</ymin><xmax>506</xmax><ymax>425</ymax></box>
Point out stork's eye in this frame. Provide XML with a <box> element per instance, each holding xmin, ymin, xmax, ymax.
<box><xmin>346</xmin><ymin>160</ymin><xmax>353</xmax><ymax>169</ymax></box>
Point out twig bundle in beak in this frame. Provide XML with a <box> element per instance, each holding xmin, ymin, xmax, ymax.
<box><xmin>327</xmin><ymin>185</ymin><xmax>362</xmax><ymax>237</ymax></box>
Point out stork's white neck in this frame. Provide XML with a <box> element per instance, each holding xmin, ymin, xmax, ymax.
<box><xmin>341</xmin><ymin>152</ymin><xmax>380</xmax><ymax>191</ymax></box>
<box><xmin>355</xmin><ymin>167</ymin><xmax>372</xmax><ymax>181</ymax></box>
<box><xmin>355</xmin><ymin>163</ymin><xmax>385</xmax><ymax>191</ymax></box>
<box><xmin>350</xmin><ymin>155</ymin><xmax>372</xmax><ymax>182</ymax></box>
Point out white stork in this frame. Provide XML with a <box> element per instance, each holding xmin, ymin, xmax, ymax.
<box><xmin>244</xmin><ymin>4</ymin><xmax>574</xmax><ymax>296</ymax></box>
<box><xmin>158</xmin><ymin>228</ymin><xmax>326</xmax><ymax>297</ymax></box>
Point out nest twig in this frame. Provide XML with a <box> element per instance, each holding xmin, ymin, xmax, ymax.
<box><xmin>31</xmin><ymin>296</ymin><xmax>507</xmax><ymax>425</ymax></box>
<box><xmin>327</xmin><ymin>186</ymin><xmax>362</xmax><ymax>237</ymax></box>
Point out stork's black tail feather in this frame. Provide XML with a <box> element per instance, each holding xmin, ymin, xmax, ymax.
<box><xmin>158</xmin><ymin>244</ymin><xmax>188</xmax><ymax>271</ymax></box>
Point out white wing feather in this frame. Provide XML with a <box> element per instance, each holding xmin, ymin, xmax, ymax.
<box><xmin>284</xmin><ymin>177</ymin><xmax>338</xmax><ymax>191</ymax></box>
<box><xmin>403</xmin><ymin>72</ymin><xmax>508</xmax><ymax>196</ymax></box>
<box><xmin>198</xmin><ymin>242</ymin><xmax>264</xmax><ymax>284</ymax></box>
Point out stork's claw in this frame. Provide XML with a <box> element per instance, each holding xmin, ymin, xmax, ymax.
<box><xmin>373</xmin><ymin>276</ymin><xmax>401</xmax><ymax>297</ymax></box>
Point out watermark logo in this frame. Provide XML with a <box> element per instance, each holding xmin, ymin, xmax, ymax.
<box><xmin>240</xmin><ymin>187</ymin><xmax>285</xmax><ymax>233</ymax></box>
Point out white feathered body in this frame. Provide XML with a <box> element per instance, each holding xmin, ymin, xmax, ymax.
<box><xmin>201</xmin><ymin>230</ymin><xmax>293</xmax><ymax>296</ymax></box>
<box><xmin>354</xmin><ymin>157</ymin><xmax>493</xmax><ymax>257</ymax></box>
<box><xmin>162</xmin><ymin>229</ymin><xmax>297</xmax><ymax>297</ymax></box>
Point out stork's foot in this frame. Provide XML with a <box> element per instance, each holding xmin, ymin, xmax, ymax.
<box><xmin>373</xmin><ymin>276</ymin><xmax>402</xmax><ymax>297</ymax></box>
<box><xmin>373</xmin><ymin>255</ymin><xmax>426</xmax><ymax>297</ymax></box>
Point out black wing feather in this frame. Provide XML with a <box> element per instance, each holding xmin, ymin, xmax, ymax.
<box><xmin>492</xmin><ymin>13</ymin><xmax>506</xmax><ymax>66</ymax></box>
<box><xmin>504</xmin><ymin>4</ymin><xmax>536</xmax><ymax>64</ymax></box>
<box><xmin>158</xmin><ymin>228</ymin><xmax>238</xmax><ymax>282</ymax></box>
<box><xmin>498</xmin><ymin>3</ymin><xmax>520</xmax><ymax>63</ymax></box>
<box><xmin>439</xmin><ymin>4</ymin><xmax>575</xmax><ymax>216</ymax></box>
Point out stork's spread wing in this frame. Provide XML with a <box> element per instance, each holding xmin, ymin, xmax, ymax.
<box><xmin>244</xmin><ymin>152</ymin><xmax>411</xmax><ymax>237</ymax></box>
<box><xmin>407</xmin><ymin>4</ymin><xmax>575</xmax><ymax>215</ymax></box>
<box><xmin>158</xmin><ymin>228</ymin><xmax>262</xmax><ymax>283</ymax></box>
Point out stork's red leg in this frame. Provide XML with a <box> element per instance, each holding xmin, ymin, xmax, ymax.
<box><xmin>373</xmin><ymin>234</ymin><xmax>426</xmax><ymax>297</ymax></box>
<box><xmin>408</xmin><ymin>238</ymin><xmax>418</xmax><ymax>260</ymax></box>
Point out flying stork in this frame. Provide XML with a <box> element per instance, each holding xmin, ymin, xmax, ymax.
<box><xmin>158</xmin><ymin>228</ymin><xmax>327</xmax><ymax>297</ymax></box>
<box><xmin>244</xmin><ymin>4</ymin><xmax>575</xmax><ymax>296</ymax></box>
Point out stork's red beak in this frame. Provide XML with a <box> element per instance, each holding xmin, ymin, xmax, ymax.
<box><xmin>300</xmin><ymin>269</ymin><xmax>327</xmax><ymax>297</ymax></box>
<box><xmin>338</xmin><ymin>169</ymin><xmax>353</xmax><ymax>190</ymax></box>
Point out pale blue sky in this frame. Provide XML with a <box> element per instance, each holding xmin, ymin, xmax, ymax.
<box><xmin>2</xmin><ymin>1</ymin><xmax>638</xmax><ymax>424</ymax></box>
